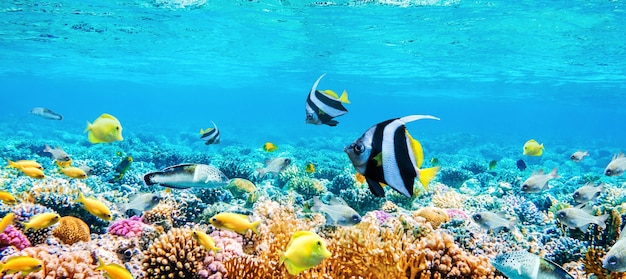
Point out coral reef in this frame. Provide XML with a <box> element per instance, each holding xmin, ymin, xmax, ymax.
<box><xmin>1</xmin><ymin>245</ymin><xmax>100</xmax><ymax>279</ymax></box>
<box><xmin>543</xmin><ymin>236</ymin><xmax>588</xmax><ymax>265</ymax></box>
<box><xmin>52</xmin><ymin>216</ymin><xmax>91</xmax><ymax>245</ymax></box>
<box><xmin>11</xmin><ymin>203</ymin><xmax>55</xmax><ymax>245</ymax></box>
<box><xmin>438</xmin><ymin>168</ymin><xmax>473</xmax><ymax>189</ymax></box>
<box><xmin>142</xmin><ymin>228</ymin><xmax>207</xmax><ymax>279</ymax></box>
<box><xmin>197</xmin><ymin>230</ymin><xmax>244</xmax><ymax>279</ymax></box>
<box><xmin>414</xmin><ymin>207</ymin><xmax>450</xmax><ymax>229</ymax></box>
<box><xmin>0</xmin><ymin>226</ymin><xmax>31</xmax><ymax>251</ymax></box>
<box><xmin>108</xmin><ymin>216</ymin><xmax>145</xmax><ymax>238</ymax></box>
<box><xmin>431</xmin><ymin>190</ymin><xmax>467</xmax><ymax>209</ymax></box>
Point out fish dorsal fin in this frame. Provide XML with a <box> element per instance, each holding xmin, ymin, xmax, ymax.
<box><xmin>535</xmin><ymin>169</ymin><xmax>545</xmax><ymax>175</ymax></box>
<box><xmin>329</xmin><ymin>196</ymin><xmax>347</xmax><ymax>206</ymax></box>
<box><xmin>398</xmin><ymin>115</ymin><xmax>440</xmax><ymax>125</ymax></box>
<box><xmin>618</xmin><ymin>152</ymin><xmax>625</xmax><ymax>159</ymax></box>
<box><xmin>321</xmin><ymin>89</ymin><xmax>339</xmax><ymax>99</ymax></box>
<box><xmin>292</xmin><ymin>231</ymin><xmax>316</xmax><ymax>240</ymax></box>
<box><xmin>540</xmin><ymin>258</ymin><xmax>575</xmax><ymax>279</ymax></box>
<box><xmin>406</xmin><ymin>130</ymin><xmax>424</xmax><ymax>169</ymax></box>
<box><xmin>338</xmin><ymin>90</ymin><xmax>350</xmax><ymax>104</ymax></box>
<box><xmin>265</xmin><ymin>158</ymin><xmax>274</xmax><ymax>166</ymax></box>
<box><xmin>98</xmin><ymin>113</ymin><xmax>117</xmax><ymax>120</ymax></box>
<box><xmin>495</xmin><ymin>211</ymin><xmax>508</xmax><ymax>218</ymax></box>
<box><xmin>161</xmin><ymin>163</ymin><xmax>195</xmax><ymax>172</ymax></box>
<box><xmin>309</xmin><ymin>74</ymin><xmax>326</xmax><ymax>96</ymax></box>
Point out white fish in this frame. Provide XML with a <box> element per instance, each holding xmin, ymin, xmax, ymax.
<box><xmin>471</xmin><ymin>211</ymin><xmax>517</xmax><ymax>233</ymax></box>
<box><xmin>520</xmin><ymin>167</ymin><xmax>559</xmax><ymax>193</ymax></box>
<box><xmin>311</xmin><ymin>196</ymin><xmax>361</xmax><ymax>226</ymax></box>
<box><xmin>30</xmin><ymin>107</ymin><xmax>62</xmax><ymax>120</ymax></box>
<box><xmin>143</xmin><ymin>164</ymin><xmax>229</xmax><ymax>189</ymax></box>
<box><xmin>572</xmin><ymin>182</ymin><xmax>604</xmax><ymax>204</ymax></box>
<box><xmin>118</xmin><ymin>193</ymin><xmax>163</xmax><ymax>216</ymax></box>
<box><xmin>605</xmin><ymin>152</ymin><xmax>626</xmax><ymax>176</ymax></box>
<box><xmin>570</xmin><ymin>150</ymin><xmax>589</xmax><ymax>162</ymax></box>
<box><xmin>43</xmin><ymin>145</ymin><xmax>71</xmax><ymax>162</ymax></box>
<box><xmin>604</xmin><ymin>231</ymin><xmax>626</xmax><ymax>272</ymax></box>
<box><xmin>491</xmin><ymin>251</ymin><xmax>574</xmax><ymax>279</ymax></box>
<box><xmin>256</xmin><ymin>158</ymin><xmax>291</xmax><ymax>178</ymax></box>
<box><xmin>556</xmin><ymin>207</ymin><xmax>608</xmax><ymax>233</ymax></box>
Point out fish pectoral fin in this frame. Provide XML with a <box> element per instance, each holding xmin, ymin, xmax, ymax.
<box><xmin>417</xmin><ymin>167</ymin><xmax>440</xmax><ymax>190</ymax></box>
<box><xmin>372</xmin><ymin>153</ymin><xmax>383</xmax><ymax>167</ymax></box>
<box><xmin>366</xmin><ymin>177</ymin><xmax>386</xmax><ymax>197</ymax></box>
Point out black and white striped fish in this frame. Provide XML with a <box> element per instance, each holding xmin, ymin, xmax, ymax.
<box><xmin>344</xmin><ymin>115</ymin><xmax>440</xmax><ymax>198</ymax></box>
<box><xmin>200</xmin><ymin>121</ymin><xmax>220</xmax><ymax>145</ymax></box>
<box><xmin>305</xmin><ymin>73</ymin><xmax>350</xmax><ymax>126</ymax></box>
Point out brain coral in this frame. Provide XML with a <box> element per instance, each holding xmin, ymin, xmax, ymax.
<box><xmin>142</xmin><ymin>228</ymin><xmax>207</xmax><ymax>279</ymax></box>
<box><xmin>53</xmin><ymin>216</ymin><xmax>91</xmax><ymax>245</ymax></box>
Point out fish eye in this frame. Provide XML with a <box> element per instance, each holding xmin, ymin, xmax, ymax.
<box><xmin>116</xmin><ymin>126</ymin><xmax>120</xmax><ymax>130</ymax></box>
<box><xmin>353</xmin><ymin>144</ymin><xmax>364</xmax><ymax>154</ymax></box>
<box><xmin>316</xmin><ymin>241</ymin><xmax>322</xmax><ymax>246</ymax></box>
<box><xmin>570</xmin><ymin>155</ymin><xmax>575</xmax><ymax>159</ymax></box>
<box><xmin>573</xmin><ymin>192</ymin><xmax>580</xmax><ymax>198</ymax></box>
<box><xmin>352</xmin><ymin>215</ymin><xmax>361</xmax><ymax>222</ymax></box>
<box><xmin>521</xmin><ymin>185</ymin><xmax>528</xmax><ymax>190</ymax></box>
<box><xmin>558</xmin><ymin>212</ymin><xmax>566</xmax><ymax>218</ymax></box>
<box><xmin>472</xmin><ymin>214</ymin><xmax>481</xmax><ymax>221</ymax></box>
<box><xmin>152</xmin><ymin>196</ymin><xmax>161</xmax><ymax>202</ymax></box>
<box><xmin>211</xmin><ymin>218</ymin><xmax>217</xmax><ymax>222</ymax></box>
<box><xmin>306</xmin><ymin>114</ymin><xmax>313</xmax><ymax>120</ymax></box>
<box><xmin>606</xmin><ymin>170</ymin><xmax>612</xmax><ymax>175</ymax></box>
<box><xmin>608</xmin><ymin>255</ymin><xmax>618</xmax><ymax>265</ymax></box>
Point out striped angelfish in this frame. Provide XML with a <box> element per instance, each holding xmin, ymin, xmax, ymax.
<box><xmin>305</xmin><ymin>73</ymin><xmax>350</xmax><ymax>127</ymax></box>
<box><xmin>344</xmin><ymin>115</ymin><xmax>440</xmax><ymax>198</ymax></box>
<box><xmin>200</xmin><ymin>121</ymin><xmax>220</xmax><ymax>145</ymax></box>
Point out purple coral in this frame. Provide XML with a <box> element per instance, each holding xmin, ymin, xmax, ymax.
<box><xmin>107</xmin><ymin>216</ymin><xmax>145</xmax><ymax>238</ymax></box>
<box><xmin>372</xmin><ymin>210</ymin><xmax>392</xmax><ymax>224</ymax></box>
<box><xmin>198</xmin><ymin>230</ymin><xmax>244</xmax><ymax>279</ymax></box>
<box><xmin>0</xmin><ymin>225</ymin><xmax>31</xmax><ymax>251</ymax></box>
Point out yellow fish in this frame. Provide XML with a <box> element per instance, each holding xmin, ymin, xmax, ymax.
<box><xmin>279</xmin><ymin>231</ymin><xmax>332</xmax><ymax>275</ymax></box>
<box><xmin>0</xmin><ymin>190</ymin><xmax>17</xmax><ymax>204</ymax></box>
<box><xmin>209</xmin><ymin>212</ymin><xmax>260</xmax><ymax>235</ymax></box>
<box><xmin>0</xmin><ymin>255</ymin><xmax>43</xmax><ymax>276</ymax></box>
<box><xmin>321</xmin><ymin>89</ymin><xmax>350</xmax><ymax>104</ymax></box>
<box><xmin>523</xmin><ymin>139</ymin><xmax>544</xmax><ymax>156</ymax></box>
<box><xmin>20</xmin><ymin>167</ymin><xmax>45</xmax><ymax>179</ymax></box>
<box><xmin>305</xmin><ymin>163</ymin><xmax>315</xmax><ymax>174</ymax></box>
<box><xmin>96</xmin><ymin>257</ymin><xmax>133</xmax><ymax>279</ymax></box>
<box><xmin>22</xmin><ymin>212</ymin><xmax>60</xmax><ymax>231</ymax></box>
<box><xmin>55</xmin><ymin>158</ymin><xmax>73</xmax><ymax>168</ymax></box>
<box><xmin>263</xmin><ymin>142</ymin><xmax>278</xmax><ymax>152</ymax></box>
<box><xmin>0</xmin><ymin>213</ymin><xmax>15</xmax><ymax>234</ymax></box>
<box><xmin>6</xmin><ymin>159</ymin><xmax>42</xmax><ymax>170</ymax></box>
<box><xmin>76</xmin><ymin>193</ymin><xmax>112</xmax><ymax>221</ymax></box>
<box><xmin>59</xmin><ymin>166</ymin><xmax>88</xmax><ymax>179</ymax></box>
<box><xmin>85</xmin><ymin>113</ymin><xmax>124</xmax><ymax>144</ymax></box>
<box><xmin>192</xmin><ymin>230</ymin><xmax>220</xmax><ymax>256</ymax></box>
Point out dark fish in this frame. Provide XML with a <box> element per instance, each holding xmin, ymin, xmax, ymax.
<box><xmin>488</xmin><ymin>160</ymin><xmax>497</xmax><ymax>170</ymax></box>
<box><xmin>430</xmin><ymin>157</ymin><xmax>439</xmax><ymax>167</ymax></box>
<box><xmin>305</xmin><ymin>74</ymin><xmax>349</xmax><ymax>126</ymax></box>
<box><xmin>30</xmin><ymin>107</ymin><xmax>62</xmax><ymax>120</ymax></box>
<box><xmin>200</xmin><ymin>121</ymin><xmax>220</xmax><ymax>145</ymax></box>
<box><xmin>113</xmin><ymin>156</ymin><xmax>133</xmax><ymax>181</ymax></box>
<box><xmin>491</xmin><ymin>251</ymin><xmax>574</xmax><ymax>279</ymax></box>
<box><xmin>143</xmin><ymin>163</ymin><xmax>229</xmax><ymax>189</ymax></box>
<box><xmin>516</xmin><ymin>159</ymin><xmax>527</xmax><ymax>171</ymax></box>
<box><xmin>344</xmin><ymin>115</ymin><xmax>440</xmax><ymax>198</ymax></box>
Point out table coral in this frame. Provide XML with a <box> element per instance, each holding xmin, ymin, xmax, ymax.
<box><xmin>53</xmin><ymin>216</ymin><xmax>91</xmax><ymax>245</ymax></box>
<box><xmin>142</xmin><ymin>228</ymin><xmax>207</xmax><ymax>279</ymax></box>
<box><xmin>108</xmin><ymin>216</ymin><xmax>145</xmax><ymax>238</ymax></box>
<box><xmin>0</xmin><ymin>225</ymin><xmax>31</xmax><ymax>251</ymax></box>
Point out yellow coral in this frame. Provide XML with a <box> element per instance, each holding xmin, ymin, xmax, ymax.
<box><xmin>431</xmin><ymin>191</ymin><xmax>467</xmax><ymax>208</ymax></box>
<box><xmin>53</xmin><ymin>216</ymin><xmax>91</xmax><ymax>245</ymax></box>
<box><xmin>381</xmin><ymin>200</ymin><xmax>399</xmax><ymax>213</ymax></box>
<box><xmin>142</xmin><ymin>228</ymin><xmax>206</xmax><ymax>279</ymax></box>
<box><xmin>413</xmin><ymin>207</ymin><xmax>450</xmax><ymax>229</ymax></box>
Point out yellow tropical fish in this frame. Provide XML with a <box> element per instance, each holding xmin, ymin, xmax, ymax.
<box><xmin>22</xmin><ymin>212</ymin><xmax>60</xmax><ymax>231</ymax></box>
<box><xmin>321</xmin><ymin>89</ymin><xmax>350</xmax><ymax>104</ymax></box>
<box><xmin>0</xmin><ymin>255</ymin><xmax>43</xmax><ymax>276</ymax></box>
<box><xmin>209</xmin><ymin>212</ymin><xmax>260</xmax><ymax>235</ymax></box>
<box><xmin>192</xmin><ymin>230</ymin><xmax>220</xmax><ymax>256</ymax></box>
<box><xmin>85</xmin><ymin>113</ymin><xmax>124</xmax><ymax>144</ymax></box>
<box><xmin>20</xmin><ymin>167</ymin><xmax>45</xmax><ymax>179</ymax></box>
<box><xmin>263</xmin><ymin>142</ymin><xmax>278</xmax><ymax>152</ymax></box>
<box><xmin>96</xmin><ymin>257</ymin><xmax>133</xmax><ymax>279</ymax></box>
<box><xmin>279</xmin><ymin>231</ymin><xmax>332</xmax><ymax>275</ymax></box>
<box><xmin>55</xmin><ymin>158</ymin><xmax>73</xmax><ymax>168</ymax></box>
<box><xmin>60</xmin><ymin>166</ymin><xmax>88</xmax><ymax>179</ymax></box>
<box><xmin>0</xmin><ymin>213</ymin><xmax>15</xmax><ymax>234</ymax></box>
<box><xmin>523</xmin><ymin>139</ymin><xmax>544</xmax><ymax>156</ymax></box>
<box><xmin>0</xmin><ymin>190</ymin><xmax>17</xmax><ymax>204</ymax></box>
<box><xmin>6</xmin><ymin>159</ymin><xmax>42</xmax><ymax>170</ymax></box>
<box><xmin>305</xmin><ymin>163</ymin><xmax>315</xmax><ymax>174</ymax></box>
<box><xmin>76</xmin><ymin>193</ymin><xmax>112</xmax><ymax>221</ymax></box>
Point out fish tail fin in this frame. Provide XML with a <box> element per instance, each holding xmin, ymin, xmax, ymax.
<box><xmin>96</xmin><ymin>257</ymin><xmax>106</xmax><ymax>271</ymax></box>
<box><xmin>84</xmin><ymin>121</ymin><xmax>92</xmax><ymax>133</ymax></box>
<box><xmin>6</xmin><ymin>159</ymin><xmax>18</xmax><ymax>169</ymax></box>
<box><xmin>417</xmin><ymin>167</ymin><xmax>440</xmax><ymax>190</ymax></box>
<box><xmin>250</xmin><ymin>220</ymin><xmax>261</xmax><ymax>234</ymax></box>
<box><xmin>550</xmin><ymin>167</ymin><xmax>560</xmax><ymax>179</ymax></box>
<box><xmin>598</xmin><ymin>214</ymin><xmax>609</xmax><ymax>230</ymax></box>
<box><xmin>278</xmin><ymin>251</ymin><xmax>286</xmax><ymax>266</ymax></box>
<box><xmin>21</xmin><ymin>221</ymin><xmax>30</xmax><ymax>232</ymax></box>
<box><xmin>584</xmin><ymin>151</ymin><xmax>589</xmax><ymax>156</ymax></box>
<box><xmin>75</xmin><ymin>192</ymin><xmax>85</xmax><ymax>204</ymax></box>
<box><xmin>338</xmin><ymin>90</ymin><xmax>350</xmax><ymax>104</ymax></box>
<box><xmin>256</xmin><ymin>168</ymin><xmax>266</xmax><ymax>178</ymax></box>
<box><xmin>212</xmin><ymin>247</ymin><xmax>221</xmax><ymax>256</ymax></box>
<box><xmin>311</xmin><ymin>197</ymin><xmax>324</xmax><ymax>212</ymax></box>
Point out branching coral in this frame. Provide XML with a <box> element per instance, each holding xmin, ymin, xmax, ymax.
<box><xmin>0</xmin><ymin>225</ymin><xmax>31</xmax><ymax>251</ymax></box>
<box><xmin>2</xmin><ymin>245</ymin><xmax>100</xmax><ymax>279</ymax></box>
<box><xmin>53</xmin><ymin>216</ymin><xmax>91</xmax><ymax>245</ymax></box>
<box><xmin>142</xmin><ymin>228</ymin><xmax>207</xmax><ymax>279</ymax></box>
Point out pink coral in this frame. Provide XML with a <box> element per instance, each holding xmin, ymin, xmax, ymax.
<box><xmin>107</xmin><ymin>216</ymin><xmax>145</xmax><ymax>238</ymax></box>
<box><xmin>372</xmin><ymin>210</ymin><xmax>392</xmax><ymax>224</ymax></box>
<box><xmin>446</xmin><ymin>208</ymin><xmax>468</xmax><ymax>220</ymax></box>
<box><xmin>0</xmin><ymin>225</ymin><xmax>31</xmax><ymax>250</ymax></box>
<box><xmin>198</xmin><ymin>230</ymin><xmax>244</xmax><ymax>279</ymax></box>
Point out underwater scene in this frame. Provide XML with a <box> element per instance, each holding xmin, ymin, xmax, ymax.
<box><xmin>1</xmin><ymin>0</ymin><xmax>626</xmax><ymax>278</ymax></box>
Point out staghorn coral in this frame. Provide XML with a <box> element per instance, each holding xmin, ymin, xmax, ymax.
<box><xmin>414</xmin><ymin>207</ymin><xmax>450</xmax><ymax>229</ymax></box>
<box><xmin>0</xmin><ymin>225</ymin><xmax>31</xmax><ymax>251</ymax></box>
<box><xmin>142</xmin><ymin>228</ymin><xmax>207</xmax><ymax>279</ymax></box>
<box><xmin>108</xmin><ymin>216</ymin><xmax>145</xmax><ymax>238</ymax></box>
<box><xmin>53</xmin><ymin>216</ymin><xmax>90</xmax><ymax>245</ymax></box>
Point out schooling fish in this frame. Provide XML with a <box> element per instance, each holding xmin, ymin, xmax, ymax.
<box><xmin>0</xmin><ymin>191</ymin><xmax>17</xmax><ymax>204</ymax></box>
<box><xmin>143</xmin><ymin>163</ymin><xmax>230</xmax><ymax>189</ymax></box>
<box><xmin>22</xmin><ymin>212</ymin><xmax>60</xmax><ymax>231</ymax></box>
<box><xmin>516</xmin><ymin>159</ymin><xmax>527</xmax><ymax>171</ymax></box>
<box><xmin>85</xmin><ymin>113</ymin><xmax>123</xmax><ymax>144</ymax></box>
<box><xmin>605</xmin><ymin>152</ymin><xmax>626</xmax><ymax>177</ymax></box>
<box><xmin>520</xmin><ymin>167</ymin><xmax>559</xmax><ymax>193</ymax></box>
<box><xmin>200</xmin><ymin>121</ymin><xmax>220</xmax><ymax>145</ymax></box>
<box><xmin>43</xmin><ymin>145</ymin><xmax>71</xmax><ymax>162</ymax></box>
<box><xmin>76</xmin><ymin>193</ymin><xmax>112</xmax><ymax>221</ymax></box>
<box><xmin>0</xmin><ymin>213</ymin><xmax>15</xmax><ymax>234</ymax></box>
<box><xmin>572</xmin><ymin>182</ymin><xmax>604</xmax><ymax>204</ymax></box>
<box><xmin>344</xmin><ymin>115</ymin><xmax>440</xmax><ymax>198</ymax></box>
<box><xmin>6</xmin><ymin>159</ymin><xmax>42</xmax><ymax>170</ymax></box>
<box><xmin>491</xmin><ymin>251</ymin><xmax>574</xmax><ymax>279</ymax></box>
<box><xmin>311</xmin><ymin>196</ymin><xmax>361</xmax><ymax>226</ymax></box>
<box><xmin>113</xmin><ymin>156</ymin><xmax>133</xmax><ymax>181</ymax></box>
<box><xmin>570</xmin><ymin>150</ymin><xmax>589</xmax><ymax>162</ymax></box>
<box><xmin>256</xmin><ymin>158</ymin><xmax>292</xmax><ymax>178</ymax></box>
<box><xmin>192</xmin><ymin>230</ymin><xmax>220</xmax><ymax>256</ymax></box>
<box><xmin>604</xmin><ymin>231</ymin><xmax>626</xmax><ymax>272</ymax></box>
<box><xmin>279</xmin><ymin>231</ymin><xmax>332</xmax><ymax>275</ymax></box>
<box><xmin>59</xmin><ymin>166</ymin><xmax>88</xmax><ymax>179</ymax></box>
<box><xmin>118</xmin><ymin>193</ymin><xmax>162</xmax><ymax>217</ymax></box>
<box><xmin>305</xmin><ymin>73</ymin><xmax>350</xmax><ymax>126</ymax></box>
<box><xmin>30</xmin><ymin>107</ymin><xmax>62</xmax><ymax>120</ymax></box>
<box><xmin>523</xmin><ymin>139</ymin><xmax>544</xmax><ymax>156</ymax></box>
<box><xmin>556</xmin><ymin>207</ymin><xmax>608</xmax><ymax>233</ymax></box>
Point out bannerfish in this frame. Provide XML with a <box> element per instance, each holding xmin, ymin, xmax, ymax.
<box><xmin>118</xmin><ymin>193</ymin><xmax>162</xmax><ymax>217</ymax></box>
<box><xmin>279</xmin><ymin>231</ymin><xmax>332</xmax><ymax>275</ymax></box>
<box><xmin>143</xmin><ymin>163</ymin><xmax>230</xmax><ymax>189</ymax></box>
<box><xmin>521</xmin><ymin>167</ymin><xmax>559</xmax><ymax>193</ymax></box>
<box><xmin>572</xmin><ymin>182</ymin><xmax>604</xmax><ymax>204</ymax></box>
<box><xmin>256</xmin><ymin>158</ymin><xmax>291</xmax><ymax>178</ymax></box>
<box><xmin>556</xmin><ymin>207</ymin><xmax>608</xmax><ymax>233</ymax></box>
<box><xmin>605</xmin><ymin>152</ymin><xmax>626</xmax><ymax>177</ymax></box>
<box><xmin>30</xmin><ymin>107</ymin><xmax>62</xmax><ymax>120</ymax></box>
<box><xmin>570</xmin><ymin>150</ymin><xmax>589</xmax><ymax>162</ymax></box>
<box><xmin>113</xmin><ymin>156</ymin><xmax>133</xmax><ymax>181</ymax></box>
<box><xmin>85</xmin><ymin>113</ymin><xmax>123</xmax><ymax>144</ymax></box>
<box><xmin>523</xmin><ymin>139</ymin><xmax>544</xmax><ymax>156</ymax></box>
<box><xmin>344</xmin><ymin>115</ymin><xmax>440</xmax><ymax>198</ymax></box>
<box><xmin>604</xmin><ymin>231</ymin><xmax>626</xmax><ymax>272</ymax></box>
<box><xmin>471</xmin><ymin>211</ymin><xmax>517</xmax><ymax>233</ymax></box>
<box><xmin>43</xmin><ymin>145</ymin><xmax>71</xmax><ymax>162</ymax></box>
<box><xmin>491</xmin><ymin>251</ymin><xmax>574</xmax><ymax>279</ymax></box>
<box><xmin>200</xmin><ymin>121</ymin><xmax>220</xmax><ymax>145</ymax></box>
<box><xmin>516</xmin><ymin>159</ymin><xmax>527</xmax><ymax>171</ymax></box>
<box><xmin>0</xmin><ymin>255</ymin><xmax>44</xmax><ymax>276</ymax></box>
<box><xmin>311</xmin><ymin>196</ymin><xmax>361</xmax><ymax>226</ymax></box>
<box><xmin>305</xmin><ymin>73</ymin><xmax>350</xmax><ymax>126</ymax></box>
